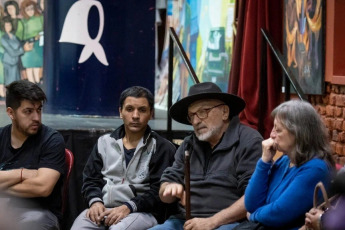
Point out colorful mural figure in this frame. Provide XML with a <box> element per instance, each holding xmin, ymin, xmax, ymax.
<box><xmin>154</xmin><ymin>0</ymin><xmax>235</xmax><ymax>110</ymax></box>
<box><xmin>284</xmin><ymin>0</ymin><xmax>324</xmax><ymax>94</ymax></box>
<box><xmin>0</xmin><ymin>0</ymin><xmax>44</xmax><ymax>100</ymax></box>
<box><xmin>1</xmin><ymin>16</ymin><xmax>24</xmax><ymax>86</ymax></box>
<box><xmin>4</xmin><ymin>1</ymin><xmax>24</xmax><ymax>42</ymax></box>
<box><xmin>20</xmin><ymin>0</ymin><xmax>43</xmax><ymax>84</ymax></box>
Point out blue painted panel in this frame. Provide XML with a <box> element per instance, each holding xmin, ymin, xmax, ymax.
<box><xmin>44</xmin><ymin>0</ymin><xmax>155</xmax><ymax>116</ymax></box>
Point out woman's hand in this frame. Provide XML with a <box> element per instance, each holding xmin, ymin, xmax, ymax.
<box><xmin>262</xmin><ymin>138</ymin><xmax>277</xmax><ymax>163</ymax></box>
<box><xmin>304</xmin><ymin>208</ymin><xmax>323</xmax><ymax>230</ymax></box>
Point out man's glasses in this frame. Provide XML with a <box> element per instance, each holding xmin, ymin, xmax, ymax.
<box><xmin>187</xmin><ymin>104</ymin><xmax>225</xmax><ymax>123</ymax></box>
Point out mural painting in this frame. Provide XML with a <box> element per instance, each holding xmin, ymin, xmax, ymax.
<box><xmin>0</xmin><ymin>0</ymin><xmax>44</xmax><ymax>100</ymax></box>
<box><xmin>155</xmin><ymin>0</ymin><xmax>235</xmax><ymax>110</ymax></box>
<box><xmin>284</xmin><ymin>0</ymin><xmax>324</xmax><ymax>94</ymax></box>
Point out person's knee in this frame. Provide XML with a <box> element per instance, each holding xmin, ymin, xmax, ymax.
<box><xmin>148</xmin><ymin>218</ymin><xmax>184</xmax><ymax>230</ymax></box>
<box><xmin>19</xmin><ymin>210</ymin><xmax>59</xmax><ymax>230</ymax></box>
<box><xmin>109</xmin><ymin>213</ymin><xmax>157</xmax><ymax>230</ymax></box>
<box><xmin>71</xmin><ymin>209</ymin><xmax>97</xmax><ymax>230</ymax></box>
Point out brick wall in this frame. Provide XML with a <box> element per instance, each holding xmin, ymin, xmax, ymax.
<box><xmin>310</xmin><ymin>83</ymin><xmax>345</xmax><ymax>166</ymax></box>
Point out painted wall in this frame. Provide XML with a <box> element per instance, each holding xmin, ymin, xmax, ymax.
<box><xmin>0</xmin><ymin>0</ymin><xmax>44</xmax><ymax>98</ymax></box>
<box><xmin>155</xmin><ymin>0</ymin><xmax>235</xmax><ymax>110</ymax></box>
<box><xmin>44</xmin><ymin>0</ymin><xmax>155</xmax><ymax>116</ymax></box>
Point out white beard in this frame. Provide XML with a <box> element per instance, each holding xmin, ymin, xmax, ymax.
<box><xmin>196</xmin><ymin>123</ymin><xmax>223</xmax><ymax>142</ymax></box>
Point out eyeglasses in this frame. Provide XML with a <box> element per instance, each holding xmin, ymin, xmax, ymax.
<box><xmin>187</xmin><ymin>104</ymin><xmax>225</xmax><ymax>123</ymax></box>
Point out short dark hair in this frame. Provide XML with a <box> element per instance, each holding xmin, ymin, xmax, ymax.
<box><xmin>6</xmin><ymin>80</ymin><xmax>47</xmax><ymax>109</ymax></box>
<box><xmin>4</xmin><ymin>0</ymin><xmax>19</xmax><ymax>15</ymax></box>
<box><xmin>119</xmin><ymin>86</ymin><xmax>154</xmax><ymax>110</ymax></box>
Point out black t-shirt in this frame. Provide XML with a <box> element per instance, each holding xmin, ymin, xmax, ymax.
<box><xmin>123</xmin><ymin>145</ymin><xmax>135</xmax><ymax>167</ymax></box>
<box><xmin>0</xmin><ymin>124</ymin><xmax>65</xmax><ymax>220</ymax></box>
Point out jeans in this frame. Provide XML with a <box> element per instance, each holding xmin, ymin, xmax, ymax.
<box><xmin>148</xmin><ymin>217</ymin><xmax>240</xmax><ymax>230</ymax></box>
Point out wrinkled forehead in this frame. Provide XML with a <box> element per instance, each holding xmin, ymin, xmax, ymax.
<box><xmin>188</xmin><ymin>99</ymin><xmax>224</xmax><ymax>112</ymax></box>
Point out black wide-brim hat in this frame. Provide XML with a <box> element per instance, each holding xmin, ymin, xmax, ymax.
<box><xmin>169</xmin><ymin>82</ymin><xmax>246</xmax><ymax>125</ymax></box>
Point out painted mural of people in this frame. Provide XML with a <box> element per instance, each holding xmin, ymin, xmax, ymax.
<box><xmin>4</xmin><ymin>0</ymin><xmax>24</xmax><ymax>41</ymax></box>
<box><xmin>20</xmin><ymin>0</ymin><xmax>43</xmax><ymax>84</ymax></box>
<box><xmin>3</xmin><ymin>0</ymin><xmax>26</xmax><ymax>82</ymax></box>
<box><xmin>284</xmin><ymin>0</ymin><xmax>323</xmax><ymax>94</ymax></box>
<box><xmin>1</xmin><ymin>16</ymin><xmax>24</xmax><ymax>86</ymax></box>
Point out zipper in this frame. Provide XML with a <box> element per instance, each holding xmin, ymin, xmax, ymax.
<box><xmin>203</xmin><ymin>153</ymin><xmax>212</xmax><ymax>176</ymax></box>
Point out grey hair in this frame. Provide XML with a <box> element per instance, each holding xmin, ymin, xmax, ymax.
<box><xmin>271</xmin><ymin>100</ymin><xmax>334</xmax><ymax>167</ymax></box>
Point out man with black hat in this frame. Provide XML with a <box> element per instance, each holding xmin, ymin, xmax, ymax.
<box><xmin>149</xmin><ymin>82</ymin><xmax>263</xmax><ymax>230</ymax></box>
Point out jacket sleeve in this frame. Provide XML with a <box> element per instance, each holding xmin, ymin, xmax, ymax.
<box><xmin>1</xmin><ymin>37</ymin><xmax>24</xmax><ymax>58</ymax></box>
<box><xmin>128</xmin><ymin>136</ymin><xmax>176</xmax><ymax>213</ymax></box>
<box><xmin>245</xmin><ymin>159</ymin><xmax>273</xmax><ymax>212</ymax></box>
<box><xmin>40</xmin><ymin>131</ymin><xmax>65</xmax><ymax>175</ymax></box>
<box><xmin>235</xmin><ymin>134</ymin><xmax>263</xmax><ymax>194</ymax></box>
<box><xmin>160</xmin><ymin>138</ymin><xmax>189</xmax><ymax>185</ymax></box>
<box><xmin>82</xmin><ymin>143</ymin><xmax>106</xmax><ymax>207</ymax></box>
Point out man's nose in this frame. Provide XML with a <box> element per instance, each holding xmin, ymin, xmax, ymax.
<box><xmin>132</xmin><ymin>109</ymin><xmax>139</xmax><ymax>118</ymax></box>
<box><xmin>32</xmin><ymin>111</ymin><xmax>40</xmax><ymax>121</ymax></box>
<box><xmin>190</xmin><ymin>114</ymin><xmax>201</xmax><ymax>124</ymax></box>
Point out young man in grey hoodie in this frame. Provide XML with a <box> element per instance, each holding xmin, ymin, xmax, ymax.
<box><xmin>71</xmin><ymin>86</ymin><xmax>176</xmax><ymax>230</ymax></box>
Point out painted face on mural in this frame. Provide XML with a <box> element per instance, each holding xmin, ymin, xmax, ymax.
<box><xmin>6</xmin><ymin>5</ymin><xmax>16</xmax><ymax>18</ymax></box>
<box><xmin>25</xmin><ymin>5</ymin><xmax>35</xmax><ymax>17</ymax></box>
<box><xmin>4</xmin><ymin>22</ymin><xmax>12</xmax><ymax>34</ymax></box>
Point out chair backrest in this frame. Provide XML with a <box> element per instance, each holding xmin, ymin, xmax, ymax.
<box><xmin>62</xmin><ymin>148</ymin><xmax>74</xmax><ymax>215</ymax></box>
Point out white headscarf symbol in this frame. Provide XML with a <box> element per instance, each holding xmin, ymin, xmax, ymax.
<box><xmin>59</xmin><ymin>0</ymin><xmax>109</xmax><ymax>66</ymax></box>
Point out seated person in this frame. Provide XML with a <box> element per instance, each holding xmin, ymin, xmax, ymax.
<box><xmin>71</xmin><ymin>86</ymin><xmax>176</xmax><ymax>230</ymax></box>
<box><xmin>150</xmin><ymin>82</ymin><xmax>263</xmax><ymax>230</ymax></box>
<box><xmin>244</xmin><ymin>100</ymin><xmax>335</xmax><ymax>229</ymax></box>
<box><xmin>0</xmin><ymin>80</ymin><xmax>65</xmax><ymax>230</ymax></box>
<box><xmin>303</xmin><ymin>168</ymin><xmax>345</xmax><ymax>230</ymax></box>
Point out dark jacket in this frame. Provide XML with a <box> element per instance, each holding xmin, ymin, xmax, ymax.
<box><xmin>161</xmin><ymin>116</ymin><xmax>263</xmax><ymax>218</ymax></box>
<box><xmin>82</xmin><ymin>125</ymin><xmax>176</xmax><ymax>222</ymax></box>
